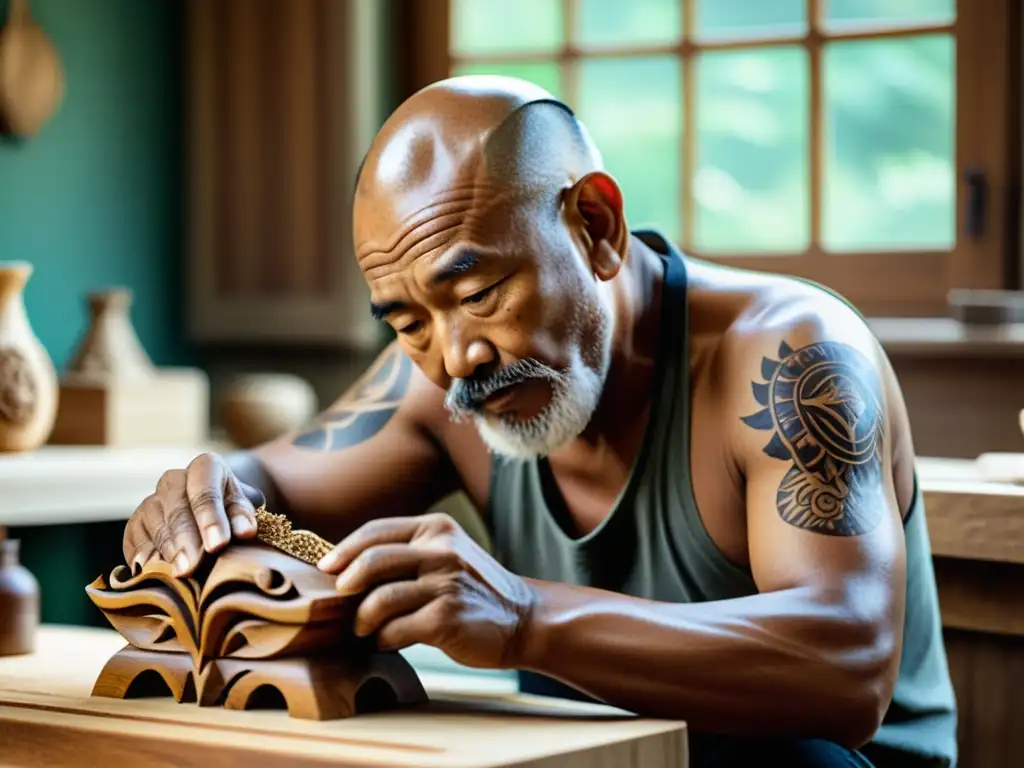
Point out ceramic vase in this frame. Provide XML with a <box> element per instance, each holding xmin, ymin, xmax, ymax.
<box><xmin>66</xmin><ymin>288</ymin><xmax>154</xmax><ymax>383</ymax></box>
<box><xmin>220</xmin><ymin>373</ymin><xmax>318</xmax><ymax>448</ymax></box>
<box><xmin>0</xmin><ymin>537</ymin><xmax>40</xmax><ymax>656</ymax></box>
<box><xmin>0</xmin><ymin>261</ymin><xmax>58</xmax><ymax>452</ymax></box>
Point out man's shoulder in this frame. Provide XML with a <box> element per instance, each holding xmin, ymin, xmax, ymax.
<box><xmin>711</xmin><ymin>270</ymin><xmax>882</xmax><ymax>379</ymax></box>
<box><xmin>696</xmin><ymin>269</ymin><xmax>892</xmax><ymax>453</ymax></box>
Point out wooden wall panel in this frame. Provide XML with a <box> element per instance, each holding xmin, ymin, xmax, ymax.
<box><xmin>888</xmin><ymin>354</ymin><xmax>1024</xmax><ymax>459</ymax></box>
<box><xmin>935</xmin><ymin>558</ymin><xmax>1024</xmax><ymax>768</ymax></box>
<box><xmin>186</xmin><ymin>0</ymin><xmax>387</xmax><ymax>349</ymax></box>
<box><xmin>943</xmin><ymin>629</ymin><xmax>1024</xmax><ymax>768</ymax></box>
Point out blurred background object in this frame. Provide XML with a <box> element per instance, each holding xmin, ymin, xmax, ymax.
<box><xmin>0</xmin><ymin>261</ymin><xmax>57</xmax><ymax>452</ymax></box>
<box><xmin>0</xmin><ymin>536</ymin><xmax>39</xmax><ymax>657</ymax></box>
<box><xmin>219</xmin><ymin>373</ymin><xmax>318</xmax><ymax>450</ymax></box>
<box><xmin>0</xmin><ymin>0</ymin><xmax>64</xmax><ymax>138</ymax></box>
<box><xmin>65</xmin><ymin>289</ymin><xmax>154</xmax><ymax>384</ymax></box>
<box><xmin>48</xmin><ymin>286</ymin><xmax>209</xmax><ymax>448</ymax></box>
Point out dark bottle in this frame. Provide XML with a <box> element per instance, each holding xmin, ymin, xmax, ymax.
<box><xmin>0</xmin><ymin>538</ymin><xmax>39</xmax><ymax>656</ymax></box>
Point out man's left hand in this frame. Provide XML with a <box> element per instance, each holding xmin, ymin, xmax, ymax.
<box><xmin>317</xmin><ymin>512</ymin><xmax>536</xmax><ymax>669</ymax></box>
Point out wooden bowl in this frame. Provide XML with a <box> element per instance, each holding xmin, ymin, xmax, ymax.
<box><xmin>219</xmin><ymin>373</ymin><xmax>318</xmax><ymax>449</ymax></box>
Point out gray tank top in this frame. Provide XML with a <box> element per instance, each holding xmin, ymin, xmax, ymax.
<box><xmin>487</xmin><ymin>231</ymin><xmax>957</xmax><ymax>765</ymax></box>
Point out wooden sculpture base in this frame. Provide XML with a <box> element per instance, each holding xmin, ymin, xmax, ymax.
<box><xmin>91</xmin><ymin>644</ymin><xmax>428</xmax><ymax>720</ymax></box>
<box><xmin>85</xmin><ymin>539</ymin><xmax>431</xmax><ymax>721</ymax></box>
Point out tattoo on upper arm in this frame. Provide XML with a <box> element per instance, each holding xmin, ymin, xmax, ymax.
<box><xmin>741</xmin><ymin>339</ymin><xmax>886</xmax><ymax>537</ymax></box>
<box><xmin>292</xmin><ymin>345</ymin><xmax>413</xmax><ymax>452</ymax></box>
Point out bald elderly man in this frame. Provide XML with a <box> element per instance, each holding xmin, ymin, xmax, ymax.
<box><xmin>124</xmin><ymin>77</ymin><xmax>956</xmax><ymax>767</ymax></box>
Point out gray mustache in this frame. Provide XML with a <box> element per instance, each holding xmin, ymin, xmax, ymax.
<box><xmin>445</xmin><ymin>358</ymin><xmax>561</xmax><ymax>415</ymax></box>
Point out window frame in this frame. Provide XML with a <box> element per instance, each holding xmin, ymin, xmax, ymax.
<box><xmin>406</xmin><ymin>0</ymin><xmax>1018</xmax><ymax>317</ymax></box>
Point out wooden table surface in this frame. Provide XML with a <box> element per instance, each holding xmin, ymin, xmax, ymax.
<box><xmin>0</xmin><ymin>626</ymin><xmax>687</xmax><ymax>768</ymax></box>
<box><xmin>917</xmin><ymin>456</ymin><xmax>1024</xmax><ymax>566</ymax></box>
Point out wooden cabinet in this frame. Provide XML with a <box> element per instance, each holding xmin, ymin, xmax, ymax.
<box><xmin>184</xmin><ymin>0</ymin><xmax>390</xmax><ymax>350</ymax></box>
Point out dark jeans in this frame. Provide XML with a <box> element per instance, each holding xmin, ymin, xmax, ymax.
<box><xmin>690</xmin><ymin>735</ymin><xmax>950</xmax><ymax>768</ymax></box>
<box><xmin>689</xmin><ymin>733</ymin><xmax>874</xmax><ymax>767</ymax></box>
<box><xmin>518</xmin><ymin>673</ymin><xmax>947</xmax><ymax>768</ymax></box>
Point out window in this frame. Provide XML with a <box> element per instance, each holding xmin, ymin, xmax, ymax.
<box><xmin>409</xmin><ymin>0</ymin><xmax>1016</xmax><ymax>316</ymax></box>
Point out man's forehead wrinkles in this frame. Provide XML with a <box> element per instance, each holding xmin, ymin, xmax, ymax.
<box><xmin>356</xmin><ymin>186</ymin><xmax>482</xmax><ymax>262</ymax></box>
<box><xmin>359</xmin><ymin>206</ymin><xmax>469</xmax><ymax>277</ymax></box>
<box><xmin>362</xmin><ymin>220</ymin><xmax>464</xmax><ymax>281</ymax></box>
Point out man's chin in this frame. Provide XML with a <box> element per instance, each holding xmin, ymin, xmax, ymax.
<box><xmin>472</xmin><ymin>408</ymin><xmax>582</xmax><ymax>461</ymax></box>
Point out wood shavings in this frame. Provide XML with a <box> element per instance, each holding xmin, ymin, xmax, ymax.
<box><xmin>254</xmin><ymin>507</ymin><xmax>333</xmax><ymax>566</ymax></box>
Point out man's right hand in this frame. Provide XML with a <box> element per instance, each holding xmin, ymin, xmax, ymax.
<box><xmin>122</xmin><ymin>452</ymin><xmax>261</xmax><ymax>577</ymax></box>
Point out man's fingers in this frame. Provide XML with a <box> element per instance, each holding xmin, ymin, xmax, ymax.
<box><xmin>224</xmin><ymin>475</ymin><xmax>257</xmax><ymax>539</ymax></box>
<box><xmin>184</xmin><ymin>454</ymin><xmax>230</xmax><ymax>553</ymax></box>
<box><xmin>334</xmin><ymin>544</ymin><xmax>457</xmax><ymax>595</ymax></box>
<box><xmin>164</xmin><ymin>499</ymin><xmax>204</xmax><ymax>576</ymax></box>
<box><xmin>131</xmin><ymin>542</ymin><xmax>157</xmax><ymax>573</ymax></box>
<box><xmin>318</xmin><ymin>517</ymin><xmax>424</xmax><ymax>573</ymax></box>
<box><xmin>142</xmin><ymin>502</ymin><xmax>179</xmax><ymax>566</ymax></box>
<box><xmin>376</xmin><ymin>598</ymin><xmax>450</xmax><ymax>653</ymax></box>
<box><xmin>123</xmin><ymin>516</ymin><xmax>143</xmax><ymax>566</ymax></box>
<box><xmin>123</xmin><ymin>521</ymin><xmax>155</xmax><ymax>572</ymax></box>
<box><xmin>353</xmin><ymin>577</ymin><xmax>439</xmax><ymax>637</ymax></box>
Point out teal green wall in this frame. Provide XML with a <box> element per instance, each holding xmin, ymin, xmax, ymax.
<box><xmin>1</xmin><ymin>0</ymin><xmax>190</xmax><ymax>626</ymax></box>
<box><xmin>0</xmin><ymin>0</ymin><xmax>188</xmax><ymax>370</ymax></box>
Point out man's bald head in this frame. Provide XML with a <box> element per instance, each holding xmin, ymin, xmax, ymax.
<box><xmin>352</xmin><ymin>76</ymin><xmax>606</xmax><ymax>256</ymax></box>
<box><xmin>351</xmin><ymin>76</ymin><xmax>629</xmax><ymax>459</ymax></box>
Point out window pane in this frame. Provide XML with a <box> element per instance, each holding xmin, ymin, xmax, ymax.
<box><xmin>451</xmin><ymin>0</ymin><xmax>562</xmax><ymax>55</ymax></box>
<box><xmin>451</xmin><ymin>61</ymin><xmax>563</xmax><ymax>100</ymax></box>
<box><xmin>575</xmin><ymin>57</ymin><xmax>682</xmax><ymax>241</ymax></box>
<box><xmin>577</xmin><ymin>0</ymin><xmax>681</xmax><ymax>47</ymax></box>
<box><xmin>695</xmin><ymin>47</ymin><xmax>809</xmax><ymax>253</ymax></box>
<box><xmin>825</xmin><ymin>0</ymin><xmax>955</xmax><ymax>30</ymax></box>
<box><xmin>823</xmin><ymin>35</ymin><xmax>955</xmax><ymax>252</ymax></box>
<box><xmin>696</xmin><ymin>0</ymin><xmax>806</xmax><ymax>41</ymax></box>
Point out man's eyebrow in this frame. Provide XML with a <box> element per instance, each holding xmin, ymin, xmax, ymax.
<box><xmin>369</xmin><ymin>300</ymin><xmax>408</xmax><ymax>321</ymax></box>
<box><xmin>429</xmin><ymin>249</ymin><xmax>479</xmax><ymax>286</ymax></box>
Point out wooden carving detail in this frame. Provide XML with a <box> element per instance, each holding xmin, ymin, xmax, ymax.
<box><xmin>85</xmin><ymin>541</ymin><xmax>428</xmax><ymax>719</ymax></box>
<box><xmin>0</xmin><ymin>347</ymin><xmax>38</xmax><ymax>426</ymax></box>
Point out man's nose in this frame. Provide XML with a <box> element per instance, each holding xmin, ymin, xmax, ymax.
<box><xmin>441</xmin><ymin>323</ymin><xmax>497</xmax><ymax>381</ymax></box>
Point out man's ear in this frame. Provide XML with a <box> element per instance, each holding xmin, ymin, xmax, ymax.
<box><xmin>563</xmin><ymin>171</ymin><xmax>627</xmax><ymax>282</ymax></box>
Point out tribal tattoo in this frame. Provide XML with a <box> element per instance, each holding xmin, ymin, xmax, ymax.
<box><xmin>292</xmin><ymin>344</ymin><xmax>413</xmax><ymax>452</ymax></box>
<box><xmin>741</xmin><ymin>340</ymin><xmax>886</xmax><ymax>537</ymax></box>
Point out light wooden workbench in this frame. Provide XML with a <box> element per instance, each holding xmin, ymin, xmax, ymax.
<box><xmin>0</xmin><ymin>626</ymin><xmax>687</xmax><ymax>768</ymax></box>
<box><xmin>914</xmin><ymin>457</ymin><xmax>1024</xmax><ymax>768</ymax></box>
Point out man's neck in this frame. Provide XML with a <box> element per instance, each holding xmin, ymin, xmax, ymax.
<box><xmin>563</xmin><ymin>234</ymin><xmax>668</xmax><ymax>455</ymax></box>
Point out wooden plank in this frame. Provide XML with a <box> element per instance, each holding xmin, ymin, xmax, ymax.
<box><xmin>935</xmin><ymin>558</ymin><xmax>1024</xmax><ymax>637</ymax></box>
<box><xmin>923</xmin><ymin>484</ymin><xmax>1024</xmax><ymax>565</ymax></box>
<box><xmin>916</xmin><ymin>457</ymin><xmax>1024</xmax><ymax>564</ymax></box>
<box><xmin>0</xmin><ymin>627</ymin><xmax>687</xmax><ymax>768</ymax></box>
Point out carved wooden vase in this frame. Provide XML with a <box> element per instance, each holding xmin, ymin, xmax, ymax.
<box><xmin>85</xmin><ymin>514</ymin><xmax>428</xmax><ymax>720</ymax></box>
<box><xmin>0</xmin><ymin>261</ymin><xmax>57</xmax><ymax>452</ymax></box>
<box><xmin>0</xmin><ymin>537</ymin><xmax>40</xmax><ymax>657</ymax></box>
<box><xmin>66</xmin><ymin>288</ymin><xmax>154</xmax><ymax>383</ymax></box>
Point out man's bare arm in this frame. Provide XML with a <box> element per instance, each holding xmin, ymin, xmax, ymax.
<box><xmin>504</xmin><ymin>306</ymin><xmax>906</xmax><ymax>748</ymax></box>
<box><xmin>123</xmin><ymin>342</ymin><xmax>459</xmax><ymax>572</ymax></box>
<box><xmin>240</xmin><ymin>342</ymin><xmax>459</xmax><ymax>538</ymax></box>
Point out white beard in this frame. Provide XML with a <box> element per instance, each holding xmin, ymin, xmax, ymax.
<box><xmin>450</xmin><ymin>298</ymin><xmax>614</xmax><ymax>461</ymax></box>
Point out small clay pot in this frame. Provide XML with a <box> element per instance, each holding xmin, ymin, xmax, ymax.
<box><xmin>66</xmin><ymin>288</ymin><xmax>155</xmax><ymax>383</ymax></box>
<box><xmin>220</xmin><ymin>373</ymin><xmax>318</xmax><ymax>449</ymax></box>
<box><xmin>0</xmin><ymin>538</ymin><xmax>40</xmax><ymax>657</ymax></box>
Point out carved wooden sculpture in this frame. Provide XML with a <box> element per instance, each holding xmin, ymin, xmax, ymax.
<box><xmin>85</xmin><ymin>510</ymin><xmax>428</xmax><ymax>719</ymax></box>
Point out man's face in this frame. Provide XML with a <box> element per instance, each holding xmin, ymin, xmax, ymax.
<box><xmin>358</xmin><ymin>188</ymin><xmax>614</xmax><ymax>459</ymax></box>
